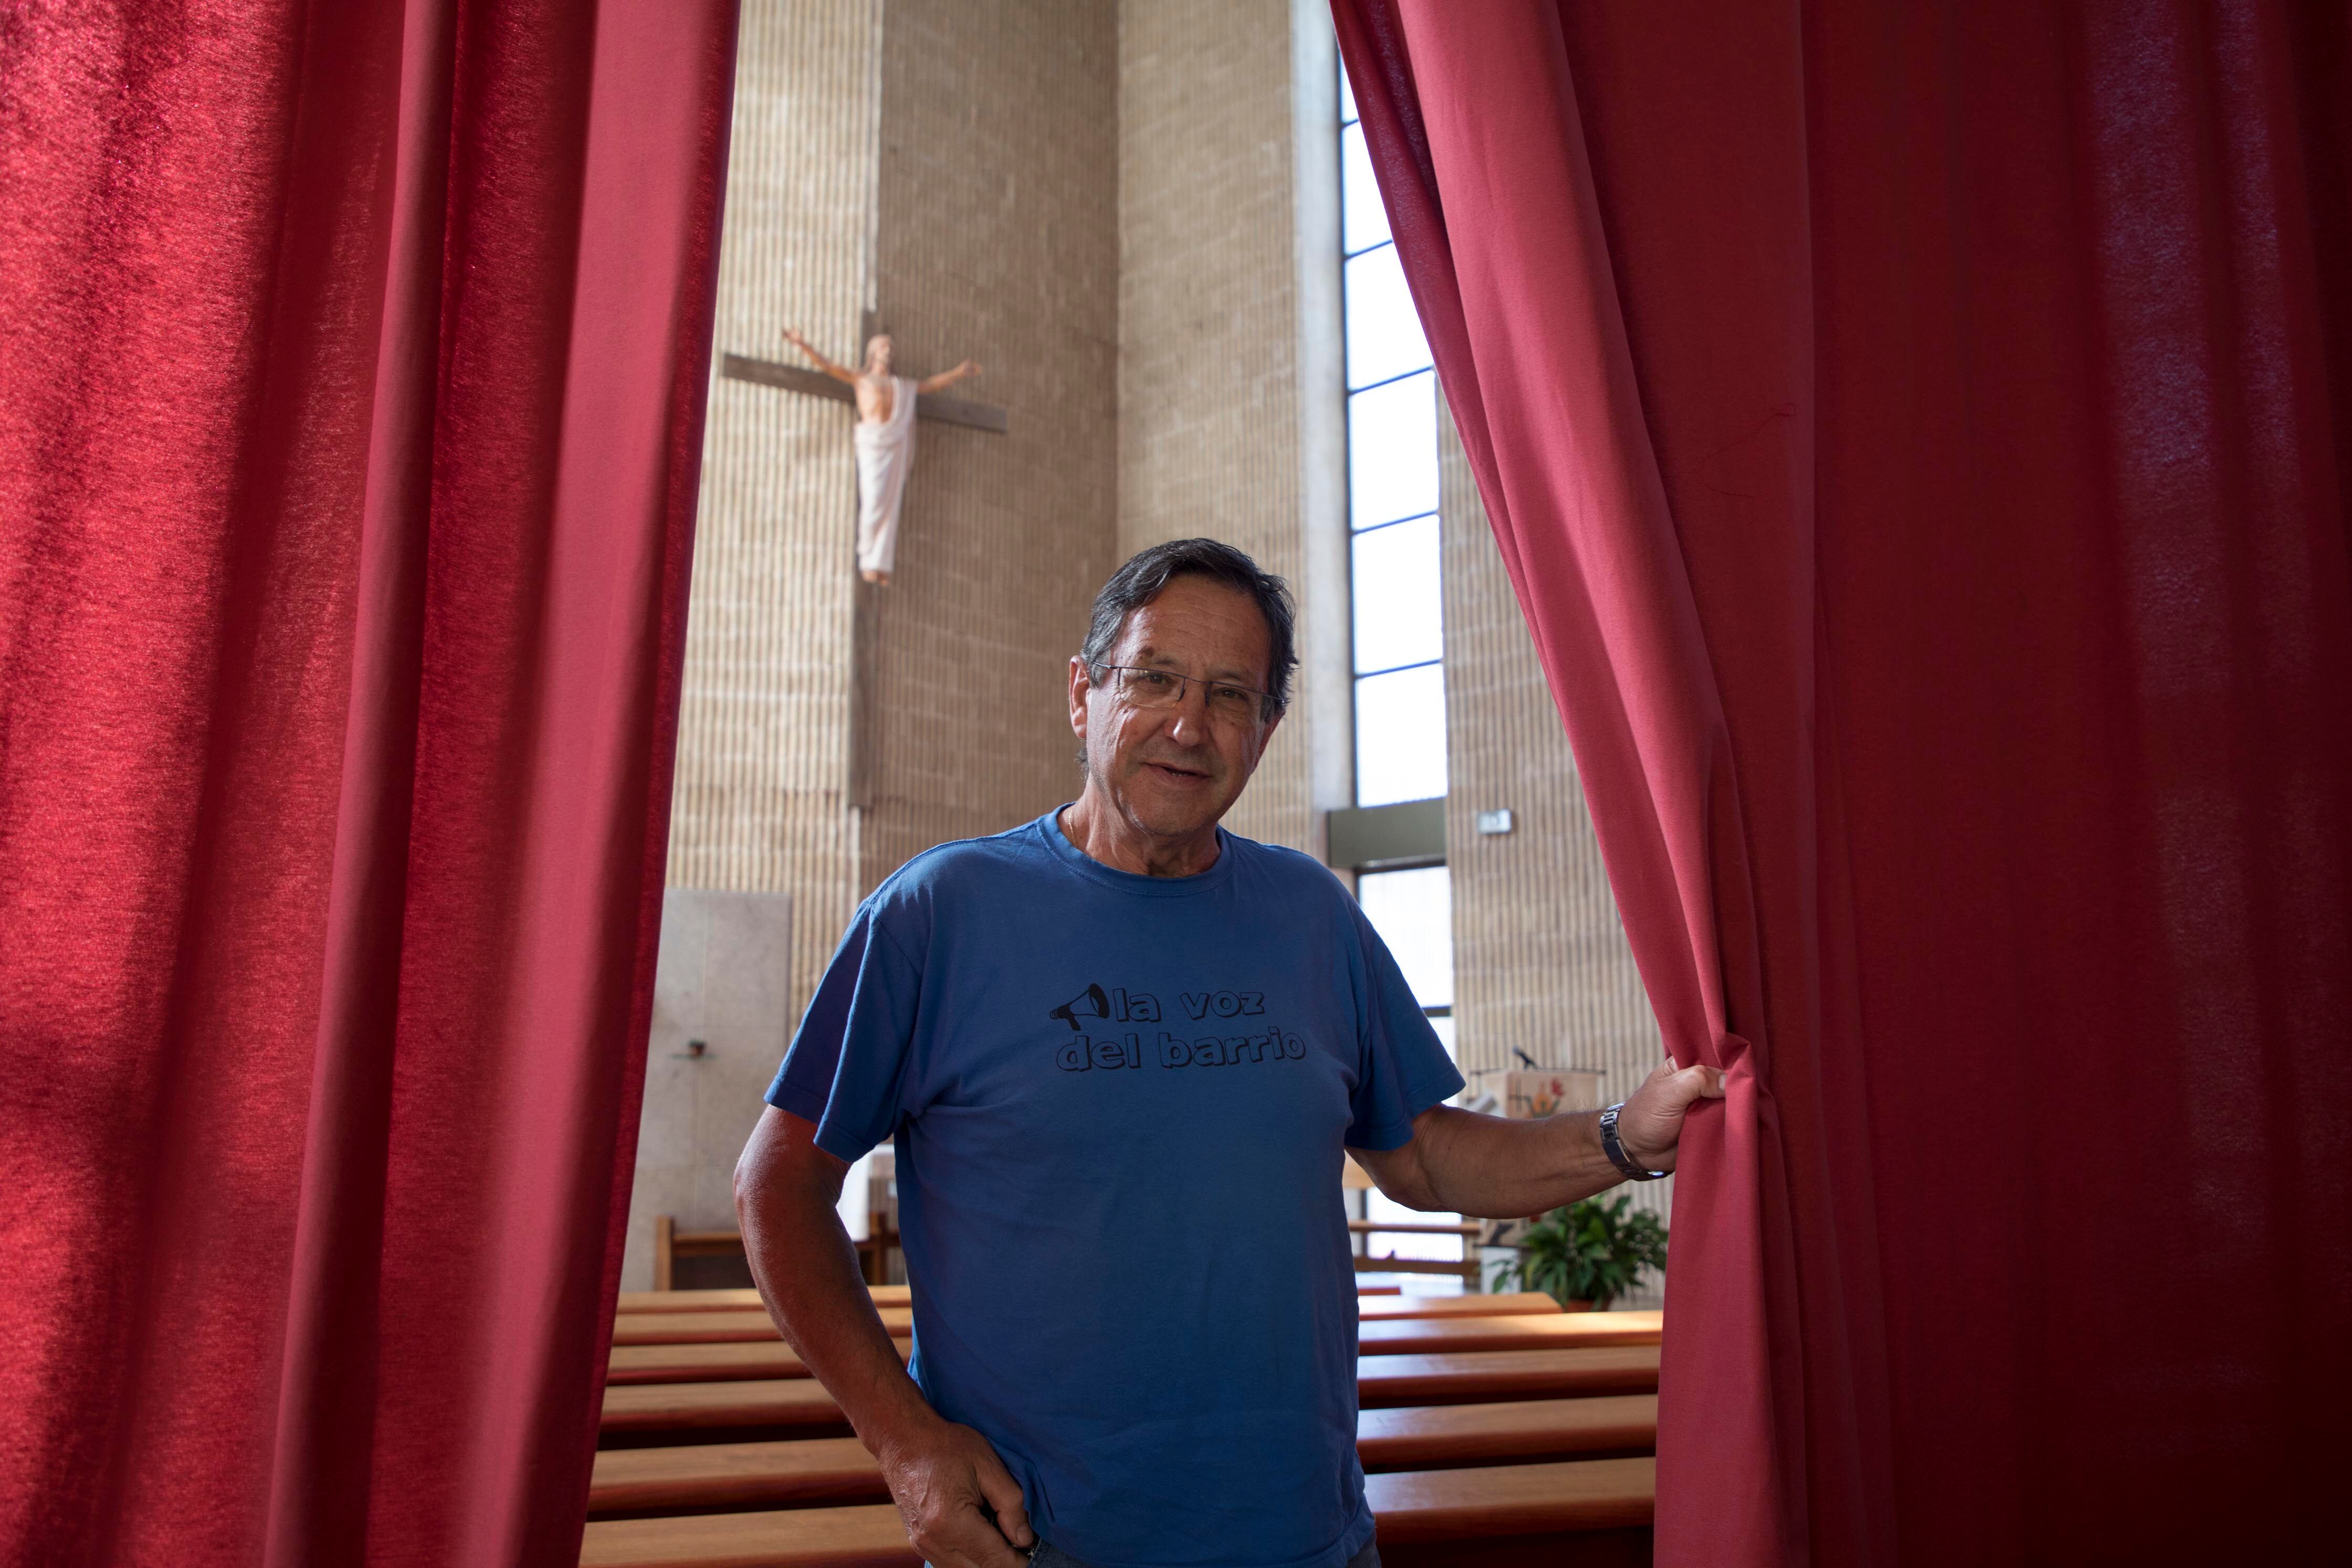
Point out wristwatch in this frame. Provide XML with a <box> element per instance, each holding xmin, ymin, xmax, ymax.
<box><xmin>1598</xmin><ymin>1102</ymin><xmax>1668</xmax><ymax>1181</ymax></box>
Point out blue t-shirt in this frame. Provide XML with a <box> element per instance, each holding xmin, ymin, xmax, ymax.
<box><xmin>766</xmin><ymin>808</ymin><xmax>1463</xmax><ymax>1568</ymax></box>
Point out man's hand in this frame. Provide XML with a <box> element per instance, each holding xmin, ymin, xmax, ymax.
<box><xmin>874</xmin><ymin>1415</ymin><xmax>1035</xmax><ymax>1568</ymax></box>
<box><xmin>1613</xmin><ymin>1056</ymin><xmax>1727</xmax><ymax>1173</ymax></box>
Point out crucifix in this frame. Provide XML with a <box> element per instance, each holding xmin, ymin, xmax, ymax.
<box><xmin>720</xmin><ymin>330</ymin><xmax>1007</xmax><ymax>586</ymax></box>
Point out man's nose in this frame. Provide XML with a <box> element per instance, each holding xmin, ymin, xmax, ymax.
<box><xmin>1162</xmin><ymin>680</ymin><xmax>1213</xmax><ymax>741</ymax></box>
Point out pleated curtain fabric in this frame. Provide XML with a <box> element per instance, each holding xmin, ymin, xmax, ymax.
<box><xmin>1332</xmin><ymin>2</ymin><xmax>2352</xmax><ymax>1563</ymax></box>
<box><xmin>0</xmin><ymin>2</ymin><xmax>738</xmax><ymax>1562</ymax></box>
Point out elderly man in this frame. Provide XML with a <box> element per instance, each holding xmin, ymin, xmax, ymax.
<box><xmin>736</xmin><ymin>539</ymin><xmax>1723</xmax><ymax>1568</ymax></box>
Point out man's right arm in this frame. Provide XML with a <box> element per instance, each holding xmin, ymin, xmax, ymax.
<box><xmin>734</xmin><ymin>1107</ymin><xmax>1036</xmax><ymax>1567</ymax></box>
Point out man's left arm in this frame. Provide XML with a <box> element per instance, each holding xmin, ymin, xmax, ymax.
<box><xmin>1349</xmin><ymin>1056</ymin><xmax>1726</xmax><ymax>1218</ymax></box>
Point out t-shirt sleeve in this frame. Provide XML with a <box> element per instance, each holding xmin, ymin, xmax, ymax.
<box><xmin>765</xmin><ymin>899</ymin><xmax>923</xmax><ymax>1164</ymax></box>
<box><xmin>1342</xmin><ymin>901</ymin><xmax>1467</xmax><ymax>1151</ymax></box>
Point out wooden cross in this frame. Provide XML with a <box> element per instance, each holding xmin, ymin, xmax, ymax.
<box><xmin>719</xmin><ymin>352</ymin><xmax>1009</xmax><ymax>434</ymax></box>
<box><xmin>717</xmin><ymin>340</ymin><xmax>1004</xmax><ymax>813</ymax></box>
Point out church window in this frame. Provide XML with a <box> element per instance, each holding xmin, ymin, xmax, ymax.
<box><xmin>1340</xmin><ymin>61</ymin><xmax>1448</xmax><ymax>812</ymax></box>
<box><xmin>1342</xmin><ymin>57</ymin><xmax>1466</xmax><ymax>1275</ymax></box>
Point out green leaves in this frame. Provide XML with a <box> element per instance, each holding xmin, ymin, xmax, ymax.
<box><xmin>1486</xmin><ymin>1193</ymin><xmax>1670</xmax><ymax>1310</ymax></box>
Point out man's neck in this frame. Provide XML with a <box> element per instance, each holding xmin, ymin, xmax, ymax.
<box><xmin>1057</xmin><ymin>792</ymin><xmax>1222</xmax><ymax>878</ymax></box>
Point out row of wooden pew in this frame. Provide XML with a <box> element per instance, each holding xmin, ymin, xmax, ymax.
<box><xmin>586</xmin><ymin>1285</ymin><xmax>1662</xmax><ymax>1567</ymax></box>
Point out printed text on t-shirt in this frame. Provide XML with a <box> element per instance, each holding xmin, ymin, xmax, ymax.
<box><xmin>1054</xmin><ymin>1029</ymin><xmax>1307</xmax><ymax>1071</ymax></box>
<box><xmin>1048</xmin><ymin>983</ymin><xmax>1267</xmax><ymax>1029</ymax></box>
<box><xmin>1049</xmin><ymin>981</ymin><xmax>1298</xmax><ymax>1072</ymax></box>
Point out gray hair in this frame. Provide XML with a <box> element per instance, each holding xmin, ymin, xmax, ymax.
<box><xmin>1079</xmin><ymin>539</ymin><xmax>1297</xmax><ymax>718</ymax></box>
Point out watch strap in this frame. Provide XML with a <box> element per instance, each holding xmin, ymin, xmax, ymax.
<box><xmin>1599</xmin><ymin>1102</ymin><xmax>1668</xmax><ymax>1181</ymax></box>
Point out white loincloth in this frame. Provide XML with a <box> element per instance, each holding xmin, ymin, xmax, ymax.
<box><xmin>852</xmin><ymin>375</ymin><xmax>918</xmax><ymax>576</ymax></box>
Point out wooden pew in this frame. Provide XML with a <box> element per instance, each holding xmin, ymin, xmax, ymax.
<box><xmin>615</xmin><ymin>1282</ymin><xmax>1404</xmax><ymax>1315</ymax></box>
<box><xmin>1350</xmin><ymin>1217</ymin><xmax>1483</xmax><ymax>1285</ymax></box>
<box><xmin>611</xmin><ymin>1309</ymin><xmax>914</xmax><ymax>1346</ymax></box>
<box><xmin>592</xmin><ymin>1437</ymin><xmax>883</xmax><ymax>1514</ymax></box>
<box><xmin>608</xmin><ymin>1342</ymin><xmax>858</xmax><ymax>1386</ymax></box>
<box><xmin>1354</xmin><ymin>1395</ymin><xmax>1656</xmax><ymax>1471</ymax></box>
<box><xmin>1358</xmin><ymin>1291</ymin><xmax>1560</xmax><ymax>1321</ymax></box>
<box><xmin>612</xmin><ymin>1293</ymin><xmax>1560</xmax><ymax>1348</ymax></box>
<box><xmin>601</xmin><ymin>1346</ymin><xmax>1660</xmax><ymax>1439</ymax></box>
<box><xmin>620</xmin><ymin>1287</ymin><xmax>911</xmax><ymax>1313</ymax></box>
<box><xmin>608</xmin><ymin>1313</ymin><xmax>1659</xmax><ymax>1387</ymax></box>
<box><xmin>618</xmin><ymin>1289</ymin><xmax>768</xmax><ymax>1313</ymax></box>
<box><xmin>578</xmin><ymin>1458</ymin><xmax>1652</xmax><ymax>1567</ymax></box>
<box><xmin>1366</xmin><ymin>1457</ymin><xmax>1653</xmax><ymax>1552</ymax></box>
<box><xmin>1357</xmin><ymin>1311</ymin><xmax>1659</xmax><ymax>1356</ymax></box>
<box><xmin>589</xmin><ymin>1396</ymin><xmax>1658</xmax><ymax>1516</ymax></box>
<box><xmin>656</xmin><ymin>1218</ymin><xmax>900</xmax><ymax>1291</ymax></box>
<box><xmin>601</xmin><ymin>1378</ymin><xmax>850</xmax><ymax>1439</ymax></box>
<box><xmin>652</xmin><ymin>1218</ymin><xmax>758</xmax><ymax>1292</ymax></box>
<box><xmin>1356</xmin><ymin>1347</ymin><xmax>1661</xmax><ymax>1408</ymax></box>
<box><xmin>580</xmin><ymin>1502</ymin><xmax>904</xmax><ymax>1568</ymax></box>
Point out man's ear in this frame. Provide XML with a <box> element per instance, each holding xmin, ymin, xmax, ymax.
<box><xmin>1068</xmin><ymin>656</ymin><xmax>1093</xmax><ymax>741</ymax></box>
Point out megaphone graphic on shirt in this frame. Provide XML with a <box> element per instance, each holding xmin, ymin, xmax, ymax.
<box><xmin>1048</xmin><ymin>982</ymin><xmax>1111</xmax><ymax>1032</ymax></box>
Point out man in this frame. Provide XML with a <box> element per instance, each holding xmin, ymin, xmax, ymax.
<box><xmin>736</xmin><ymin>539</ymin><xmax>1724</xmax><ymax>1568</ymax></box>
<box><xmin>779</xmin><ymin>327</ymin><xmax>982</xmax><ymax>584</ymax></box>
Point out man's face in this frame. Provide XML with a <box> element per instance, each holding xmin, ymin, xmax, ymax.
<box><xmin>1069</xmin><ymin>575</ymin><xmax>1283</xmax><ymax>842</ymax></box>
<box><xmin>865</xmin><ymin>334</ymin><xmax>893</xmax><ymax>373</ymax></box>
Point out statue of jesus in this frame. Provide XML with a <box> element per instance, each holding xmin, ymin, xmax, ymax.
<box><xmin>781</xmin><ymin>329</ymin><xmax>982</xmax><ymax>585</ymax></box>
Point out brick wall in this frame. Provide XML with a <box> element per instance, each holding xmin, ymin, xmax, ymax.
<box><xmin>669</xmin><ymin>0</ymin><xmax>1120</xmax><ymax>1048</ymax></box>
<box><xmin>858</xmin><ymin>0</ymin><xmax>1121</xmax><ymax>896</ymax></box>
<box><xmin>1116</xmin><ymin>0</ymin><xmax>1324</xmax><ymax>855</ymax></box>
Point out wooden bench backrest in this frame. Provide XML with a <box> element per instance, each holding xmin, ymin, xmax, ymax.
<box><xmin>618</xmin><ymin>1287</ymin><xmax>911</xmax><ymax>1313</ymax></box>
<box><xmin>609</xmin><ymin>1290</ymin><xmax>1565</xmax><ymax>1343</ymax></box>
<box><xmin>607</xmin><ymin>1313</ymin><xmax>1657</xmax><ymax>1386</ymax></box>
<box><xmin>1358</xmin><ymin>1291</ymin><xmax>1561</xmax><ymax>1320</ymax></box>
<box><xmin>615</xmin><ymin>1281</ymin><xmax>1403</xmax><ymax>1313</ymax></box>
<box><xmin>579</xmin><ymin>1458</ymin><xmax>1654</xmax><ymax>1566</ymax></box>
<box><xmin>602</xmin><ymin>1345</ymin><xmax>1662</xmax><ymax>1432</ymax></box>
<box><xmin>1364</xmin><ymin>1456</ymin><xmax>1654</xmax><ymax>1542</ymax></box>
<box><xmin>589</xmin><ymin>1395</ymin><xmax>1660</xmax><ymax>1515</ymax></box>
<box><xmin>610</xmin><ymin>1308</ymin><xmax>912</xmax><ymax>1346</ymax></box>
<box><xmin>1356</xmin><ymin>1345</ymin><xmax>1663</xmax><ymax>1407</ymax></box>
<box><xmin>1357</xmin><ymin>1311</ymin><xmax>1660</xmax><ymax>1356</ymax></box>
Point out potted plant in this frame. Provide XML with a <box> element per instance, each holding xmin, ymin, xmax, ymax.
<box><xmin>1487</xmin><ymin>1193</ymin><xmax>1668</xmax><ymax>1311</ymax></box>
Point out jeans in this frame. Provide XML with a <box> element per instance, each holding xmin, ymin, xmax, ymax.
<box><xmin>1022</xmin><ymin>1539</ymin><xmax>1381</xmax><ymax>1568</ymax></box>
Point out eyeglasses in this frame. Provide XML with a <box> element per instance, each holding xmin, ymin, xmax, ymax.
<box><xmin>1089</xmin><ymin>664</ymin><xmax>1278</xmax><ymax>725</ymax></box>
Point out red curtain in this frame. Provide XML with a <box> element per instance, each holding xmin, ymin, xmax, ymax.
<box><xmin>1335</xmin><ymin>3</ymin><xmax>2350</xmax><ymax>1562</ymax></box>
<box><xmin>0</xmin><ymin>2</ymin><xmax>736</xmax><ymax>1562</ymax></box>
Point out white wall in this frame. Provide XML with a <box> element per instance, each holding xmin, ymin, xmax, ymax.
<box><xmin>622</xmin><ymin>889</ymin><xmax>795</xmax><ymax>1291</ymax></box>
